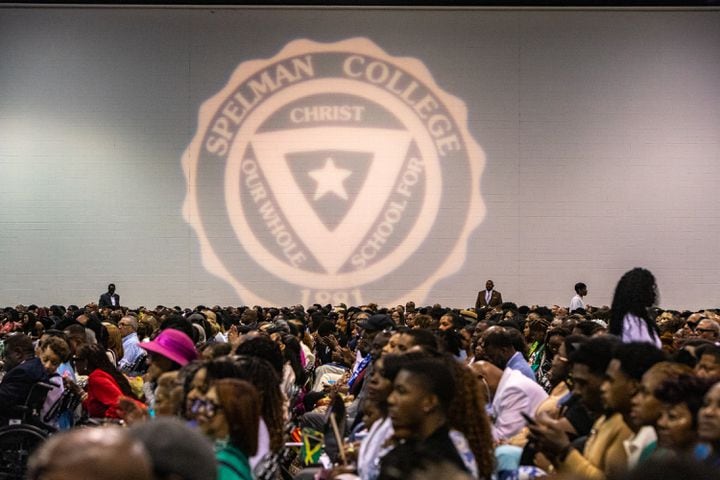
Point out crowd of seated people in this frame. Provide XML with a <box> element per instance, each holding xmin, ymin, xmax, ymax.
<box><xmin>1</xmin><ymin>269</ymin><xmax>720</xmax><ymax>479</ymax></box>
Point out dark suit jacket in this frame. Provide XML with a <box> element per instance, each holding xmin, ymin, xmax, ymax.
<box><xmin>476</xmin><ymin>289</ymin><xmax>503</xmax><ymax>310</ymax></box>
<box><xmin>0</xmin><ymin>357</ymin><xmax>49</xmax><ymax>422</ymax></box>
<box><xmin>99</xmin><ymin>292</ymin><xmax>120</xmax><ymax>308</ymax></box>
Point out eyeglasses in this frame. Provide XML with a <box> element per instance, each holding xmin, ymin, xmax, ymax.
<box><xmin>191</xmin><ymin>397</ymin><xmax>222</xmax><ymax>418</ymax></box>
<box><xmin>696</xmin><ymin>328</ymin><xmax>717</xmax><ymax>334</ymax></box>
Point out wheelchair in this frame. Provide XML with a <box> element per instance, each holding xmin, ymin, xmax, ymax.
<box><xmin>0</xmin><ymin>381</ymin><xmax>55</xmax><ymax>480</ymax></box>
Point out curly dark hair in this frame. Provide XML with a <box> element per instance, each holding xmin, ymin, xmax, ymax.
<box><xmin>234</xmin><ymin>335</ymin><xmax>284</xmax><ymax>375</ymax></box>
<box><xmin>544</xmin><ymin>326</ymin><xmax>571</xmax><ymax>346</ymax></box>
<box><xmin>609</xmin><ymin>267</ymin><xmax>659</xmax><ymax>340</ymax></box>
<box><xmin>444</xmin><ymin>357</ymin><xmax>495</xmax><ymax>479</ymax></box>
<box><xmin>654</xmin><ymin>374</ymin><xmax>714</xmax><ymax>429</ymax></box>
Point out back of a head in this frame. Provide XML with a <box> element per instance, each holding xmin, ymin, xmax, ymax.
<box><xmin>77</xmin><ymin>343</ymin><xmax>113</xmax><ymax>372</ymax></box>
<box><xmin>234</xmin><ymin>335</ymin><xmax>284</xmax><ymax>375</ymax></box>
<box><xmin>28</xmin><ymin>426</ymin><xmax>153</xmax><ymax>480</ymax></box>
<box><xmin>317</xmin><ymin>319</ymin><xmax>335</xmax><ymax>337</ymax></box>
<box><xmin>501</xmin><ymin>302</ymin><xmax>518</xmax><ymax>313</ymax></box>
<box><xmin>203</xmin><ymin>342</ymin><xmax>233</xmax><ymax>360</ymax></box>
<box><xmin>623</xmin><ymin>454</ymin><xmax>720</xmax><ymax>480</ymax></box>
<box><xmin>205</xmin><ymin>355</ymin><xmax>247</xmax><ymax>381</ymax></box>
<box><xmin>575</xmin><ymin>320</ymin><xmax>601</xmax><ymax>337</ymax></box>
<box><xmin>160</xmin><ymin>314</ymin><xmax>195</xmax><ymax>342</ymax></box>
<box><xmin>5</xmin><ymin>332</ymin><xmax>34</xmax><ymax>356</ymax></box>
<box><xmin>482</xmin><ymin>327</ymin><xmax>514</xmax><ymax>350</ymax></box>
<box><xmin>414</xmin><ymin>314</ymin><xmax>434</xmax><ymax>329</ymax></box>
<box><xmin>379</xmin><ymin>442</ymin><xmax>473</xmax><ymax>480</ymax></box>
<box><xmin>528</xmin><ymin>313</ymin><xmax>551</xmax><ymax>333</ymax></box>
<box><xmin>128</xmin><ymin>417</ymin><xmax>216</xmax><ymax>480</ymax></box>
<box><xmin>64</xmin><ymin>323</ymin><xmax>87</xmax><ymax>340</ymax></box>
<box><xmin>206</xmin><ymin>355</ymin><xmax>281</xmax><ymax>402</ymax></box>
<box><xmin>505</xmin><ymin>327</ymin><xmax>527</xmax><ymax>353</ymax></box>
<box><xmin>436</xmin><ymin>329</ymin><xmax>462</xmax><ymax>356</ymax></box>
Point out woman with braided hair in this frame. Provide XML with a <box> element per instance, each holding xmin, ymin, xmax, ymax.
<box><xmin>444</xmin><ymin>355</ymin><xmax>495</xmax><ymax>479</ymax></box>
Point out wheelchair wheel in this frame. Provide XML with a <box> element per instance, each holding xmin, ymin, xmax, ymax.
<box><xmin>0</xmin><ymin>424</ymin><xmax>49</xmax><ymax>480</ymax></box>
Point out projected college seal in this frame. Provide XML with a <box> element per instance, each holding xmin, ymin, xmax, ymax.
<box><xmin>182</xmin><ymin>38</ymin><xmax>485</xmax><ymax>306</ymax></box>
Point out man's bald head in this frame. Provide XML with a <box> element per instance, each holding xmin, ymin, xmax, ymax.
<box><xmin>27</xmin><ymin>426</ymin><xmax>153</xmax><ymax>480</ymax></box>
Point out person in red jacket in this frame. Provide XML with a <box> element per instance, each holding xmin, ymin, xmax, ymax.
<box><xmin>68</xmin><ymin>343</ymin><xmax>143</xmax><ymax>419</ymax></box>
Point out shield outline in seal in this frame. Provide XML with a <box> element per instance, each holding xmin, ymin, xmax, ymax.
<box><xmin>182</xmin><ymin>37</ymin><xmax>486</xmax><ymax>306</ymax></box>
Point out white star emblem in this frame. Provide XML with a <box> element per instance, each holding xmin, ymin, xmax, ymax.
<box><xmin>308</xmin><ymin>157</ymin><xmax>352</xmax><ymax>201</ymax></box>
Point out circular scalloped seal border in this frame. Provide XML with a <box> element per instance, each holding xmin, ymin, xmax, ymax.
<box><xmin>182</xmin><ymin>37</ymin><xmax>485</xmax><ymax>306</ymax></box>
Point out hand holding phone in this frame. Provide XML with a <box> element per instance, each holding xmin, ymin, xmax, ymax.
<box><xmin>521</xmin><ymin>412</ymin><xmax>537</xmax><ymax>426</ymax></box>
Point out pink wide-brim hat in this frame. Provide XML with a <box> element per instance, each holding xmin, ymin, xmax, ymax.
<box><xmin>140</xmin><ymin>328</ymin><xmax>198</xmax><ymax>366</ymax></box>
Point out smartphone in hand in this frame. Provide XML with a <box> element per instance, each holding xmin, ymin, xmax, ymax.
<box><xmin>521</xmin><ymin>412</ymin><xmax>537</xmax><ymax>426</ymax></box>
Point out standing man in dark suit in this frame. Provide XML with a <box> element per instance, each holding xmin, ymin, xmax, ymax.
<box><xmin>0</xmin><ymin>333</ymin><xmax>48</xmax><ymax>424</ymax></box>
<box><xmin>99</xmin><ymin>283</ymin><xmax>120</xmax><ymax>308</ymax></box>
<box><xmin>475</xmin><ymin>279</ymin><xmax>503</xmax><ymax>310</ymax></box>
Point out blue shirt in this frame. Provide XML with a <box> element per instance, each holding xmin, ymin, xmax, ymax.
<box><xmin>507</xmin><ymin>351</ymin><xmax>536</xmax><ymax>381</ymax></box>
<box><xmin>119</xmin><ymin>332</ymin><xmax>144</xmax><ymax>370</ymax></box>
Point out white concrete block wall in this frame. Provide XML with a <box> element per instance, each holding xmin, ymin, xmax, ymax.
<box><xmin>0</xmin><ymin>8</ymin><xmax>718</xmax><ymax>309</ymax></box>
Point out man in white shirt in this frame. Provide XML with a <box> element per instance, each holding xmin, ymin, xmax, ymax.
<box><xmin>569</xmin><ymin>282</ymin><xmax>587</xmax><ymax>313</ymax></box>
<box><xmin>118</xmin><ymin>316</ymin><xmax>145</xmax><ymax>371</ymax></box>
<box><xmin>471</xmin><ymin>360</ymin><xmax>547</xmax><ymax>441</ymax></box>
